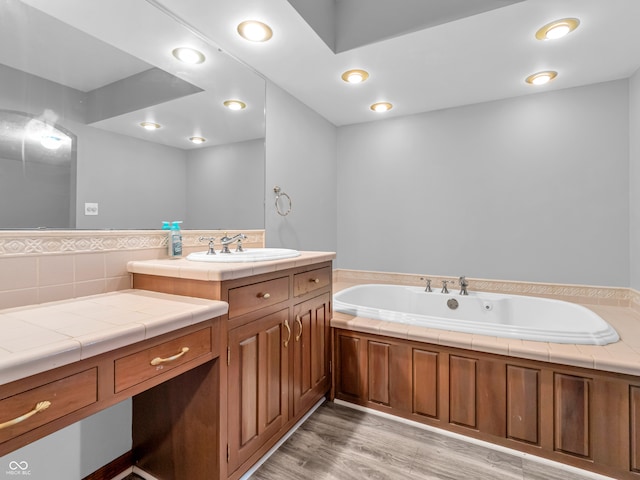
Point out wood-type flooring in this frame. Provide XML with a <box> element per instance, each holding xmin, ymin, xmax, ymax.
<box><xmin>250</xmin><ymin>401</ymin><xmax>609</xmax><ymax>480</ymax></box>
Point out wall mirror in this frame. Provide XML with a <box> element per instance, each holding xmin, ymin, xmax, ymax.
<box><xmin>0</xmin><ymin>0</ymin><xmax>266</xmax><ymax>230</ymax></box>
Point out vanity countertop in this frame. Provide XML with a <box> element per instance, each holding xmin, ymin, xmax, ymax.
<box><xmin>333</xmin><ymin>280</ymin><xmax>640</xmax><ymax>378</ymax></box>
<box><xmin>0</xmin><ymin>290</ymin><xmax>228</xmax><ymax>386</ymax></box>
<box><xmin>127</xmin><ymin>251</ymin><xmax>336</xmax><ymax>281</ymax></box>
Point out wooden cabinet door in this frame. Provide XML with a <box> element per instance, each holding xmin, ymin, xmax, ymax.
<box><xmin>292</xmin><ymin>293</ymin><xmax>331</xmax><ymax>418</ymax></box>
<box><xmin>227</xmin><ymin>309</ymin><xmax>289</xmax><ymax>474</ymax></box>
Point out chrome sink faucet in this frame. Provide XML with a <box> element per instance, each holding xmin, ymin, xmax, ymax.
<box><xmin>459</xmin><ymin>276</ymin><xmax>469</xmax><ymax>295</ymax></box>
<box><xmin>199</xmin><ymin>236</ymin><xmax>216</xmax><ymax>255</ymax></box>
<box><xmin>220</xmin><ymin>233</ymin><xmax>247</xmax><ymax>253</ymax></box>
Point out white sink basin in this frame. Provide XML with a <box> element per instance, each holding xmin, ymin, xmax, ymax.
<box><xmin>186</xmin><ymin>248</ymin><xmax>301</xmax><ymax>263</ymax></box>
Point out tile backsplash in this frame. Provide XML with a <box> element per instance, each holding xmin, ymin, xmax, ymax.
<box><xmin>0</xmin><ymin>230</ymin><xmax>265</xmax><ymax>309</ymax></box>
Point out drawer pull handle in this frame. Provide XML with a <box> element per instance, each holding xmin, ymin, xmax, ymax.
<box><xmin>295</xmin><ymin>315</ymin><xmax>303</xmax><ymax>342</ymax></box>
<box><xmin>284</xmin><ymin>319</ymin><xmax>291</xmax><ymax>347</ymax></box>
<box><xmin>0</xmin><ymin>401</ymin><xmax>51</xmax><ymax>430</ymax></box>
<box><xmin>310</xmin><ymin>278</ymin><xmax>320</xmax><ymax>284</ymax></box>
<box><xmin>150</xmin><ymin>347</ymin><xmax>190</xmax><ymax>366</ymax></box>
<box><xmin>259</xmin><ymin>293</ymin><xmax>271</xmax><ymax>299</ymax></box>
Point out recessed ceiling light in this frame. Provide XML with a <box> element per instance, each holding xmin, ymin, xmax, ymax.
<box><xmin>525</xmin><ymin>71</ymin><xmax>558</xmax><ymax>86</ymax></box>
<box><xmin>370</xmin><ymin>102</ymin><xmax>393</xmax><ymax>112</ymax></box>
<box><xmin>224</xmin><ymin>100</ymin><xmax>247</xmax><ymax>110</ymax></box>
<box><xmin>189</xmin><ymin>136</ymin><xmax>206</xmax><ymax>144</ymax></box>
<box><xmin>172</xmin><ymin>47</ymin><xmax>205</xmax><ymax>64</ymax></box>
<box><xmin>140</xmin><ymin>122</ymin><xmax>161</xmax><ymax>130</ymax></box>
<box><xmin>535</xmin><ymin>18</ymin><xmax>580</xmax><ymax>40</ymax></box>
<box><xmin>237</xmin><ymin>20</ymin><xmax>273</xmax><ymax>42</ymax></box>
<box><xmin>341</xmin><ymin>69</ymin><xmax>370</xmax><ymax>84</ymax></box>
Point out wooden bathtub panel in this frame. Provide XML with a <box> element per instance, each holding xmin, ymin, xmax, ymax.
<box><xmin>506</xmin><ymin>365</ymin><xmax>539</xmax><ymax>445</ymax></box>
<box><xmin>449</xmin><ymin>355</ymin><xmax>477</xmax><ymax>429</ymax></box>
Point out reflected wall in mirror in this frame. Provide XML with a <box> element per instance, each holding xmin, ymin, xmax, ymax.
<box><xmin>0</xmin><ymin>0</ymin><xmax>266</xmax><ymax>230</ymax></box>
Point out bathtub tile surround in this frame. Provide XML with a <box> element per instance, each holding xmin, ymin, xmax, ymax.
<box><xmin>334</xmin><ymin>268</ymin><xmax>632</xmax><ymax>306</ymax></box>
<box><xmin>0</xmin><ymin>230</ymin><xmax>264</xmax><ymax>309</ymax></box>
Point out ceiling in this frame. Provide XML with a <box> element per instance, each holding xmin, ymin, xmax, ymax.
<box><xmin>154</xmin><ymin>0</ymin><xmax>640</xmax><ymax>126</ymax></box>
<box><xmin>15</xmin><ymin>0</ymin><xmax>640</xmax><ymax>129</ymax></box>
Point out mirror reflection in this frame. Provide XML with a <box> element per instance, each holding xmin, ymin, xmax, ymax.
<box><xmin>0</xmin><ymin>0</ymin><xmax>266</xmax><ymax>230</ymax></box>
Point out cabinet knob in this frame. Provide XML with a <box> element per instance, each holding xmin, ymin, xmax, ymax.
<box><xmin>259</xmin><ymin>292</ymin><xmax>271</xmax><ymax>299</ymax></box>
<box><xmin>310</xmin><ymin>278</ymin><xmax>320</xmax><ymax>284</ymax></box>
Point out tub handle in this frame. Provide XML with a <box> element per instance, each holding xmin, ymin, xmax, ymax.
<box><xmin>284</xmin><ymin>319</ymin><xmax>291</xmax><ymax>347</ymax></box>
<box><xmin>295</xmin><ymin>315</ymin><xmax>303</xmax><ymax>341</ymax></box>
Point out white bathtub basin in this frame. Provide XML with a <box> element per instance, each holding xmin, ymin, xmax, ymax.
<box><xmin>333</xmin><ymin>284</ymin><xmax>619</xmax><ymax>345</ymax></box>
<box><xmin>186</xmin><ymin>248</ymin><xmax>300</xmax><ymax>263</ymax></box>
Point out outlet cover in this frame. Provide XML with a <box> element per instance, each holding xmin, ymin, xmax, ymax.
<box><xmin>84</xmin><ymin>203</ymin><xmax>99</xmax><ymax>215</ymax></box>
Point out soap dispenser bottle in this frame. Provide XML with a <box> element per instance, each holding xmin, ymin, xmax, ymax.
<box><xmin>168</xmin><ymin>221</ymin><xmax>183</xmax><ymax>258</ymax></box>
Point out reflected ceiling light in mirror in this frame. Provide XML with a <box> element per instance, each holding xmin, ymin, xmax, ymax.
<box><xmin>189</xmin><ymin>136</ymin><xmax>206</xmax><ymax>144</ymax></box>
<box><xmin>535</xmin><ymin>18</ymin><xmax>580</xmax><ymax>40</ymax></box>
<box><xmin>140</xmin><ymin>121</ymin><xmax>161</xmax><ymax>130</ymax></box>
<box><xmin>370</xmin><ymin>102</ymin><xmax>393</xmax><ymax>112</ymax></box>
<box><xmin>525</xmin><ymin>71</ymin><xmax>558</xmax><ymax>85</ymax></box>
<box><xmin>237</xmin><ymin>20</ymin><xmax>273</xmax><ymax>42</ymax></box>
<box><xmin>172</xmin><ymin>47</ymin><xmax>205</xmax><ymax>64</ymax></box>
<box><xmin>341</xmin><ymin>69</ymin><xmax>369</xmax><ymax>84</ymax></box>
<box><xmin>40</xmin><ymin>135</ymin><xmax>63</xmax><ymax>150</ymax></box>
<box><xmin>224</xmin><ymin>100</ymin><xmax>247</xmax><ymax>111</ymax></box>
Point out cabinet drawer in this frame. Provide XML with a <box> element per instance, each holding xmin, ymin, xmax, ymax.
<box><xmin>0</xmin><ymin>368</ymin><xmax>97</xmax><ymax>444</ymax></box>
<box><xmin>294</xmin><ymin>267</ymin><xmax>331</xmax><ymax>297</ymax></box>
<box><xmin>114</xmin><ymin>327</ymin><xmax>212</xmax><ymax>393</ymax></box>
<box><xmin>228</xmin><ymin>276</ymin><xmax>290</xmax><ymax>318</ymax></box>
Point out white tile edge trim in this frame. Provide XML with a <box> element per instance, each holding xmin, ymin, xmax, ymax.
<box><xmin>240</xmin><ymin>397</ymin><xmax>326</xmax><ymax>480</ymax></box>
<box><xmin>333</xmin><ymin>399</ymin><xmax>616</xmax><ymax>480</ymax></box>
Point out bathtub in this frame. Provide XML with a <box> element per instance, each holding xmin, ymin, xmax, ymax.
<box><xmin>333</xmin><ymin>284</ymin><xmax>620</xmax><ymax>345</ymax></box>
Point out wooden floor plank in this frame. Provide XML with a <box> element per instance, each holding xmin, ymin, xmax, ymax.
<box><xmin>251</xmin><ymin>402</ymin><xmax>600</xmax><ymax>480</ymax></box>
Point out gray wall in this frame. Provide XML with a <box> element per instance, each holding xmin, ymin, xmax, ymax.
<box><xmin>265</xmin><ymin>82</ymin><xmax>337</xmax><ymax>252</ymax></box>
<box><xmin>186</xmin><ymin>138</ymin><xmax>264</xmax><ymax>230</ymax></box>
<box><xmin>631</xmin><ymin>68</ymin><xmax>640</xmax><ymax>290</ymax></box>
<box><xmin>74</xmin><ymin>123</ymin><xmax>187</xmax><ymax>229</ymax></box>
<box><xmin>337</xmin><ymin>80</ymin><xmax>630</xmax><ymax>287</ymax></box>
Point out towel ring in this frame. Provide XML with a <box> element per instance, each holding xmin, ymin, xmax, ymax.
<box><xmin>274</xmin><ymin>186</ymin><xmax>292</xmax><ymax>216</ymax></box>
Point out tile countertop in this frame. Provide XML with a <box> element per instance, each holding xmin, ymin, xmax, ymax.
<box><xmin>332</xmin><ymin>280</ymin><xmax>640</xmax><ymax>378</ymax></box>
<box><xmin>0</xmin><ymin>290</ymin><xmax>228</xmax><ymax>386</ymax></box>
<box><xmin>126</xmin><ymin>251</ymin><xmax>336</xmax><ymax>281</ymax></box>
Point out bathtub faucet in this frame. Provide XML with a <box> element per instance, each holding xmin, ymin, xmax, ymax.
<box><xmin>220</xmin><ymin>233</ymin><xmax>247</xmax><ymax>253</ymax></box>
<box><xmin>459</xmin><ymin>276</ymin><xmax>469</xmax><ymax>295</ymax></box>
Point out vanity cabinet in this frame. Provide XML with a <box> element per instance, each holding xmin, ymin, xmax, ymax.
<box><xmin>334</xmin><ymin>328</ymin><xmax>640</xmax><ymax>480</ymax></box>
<box><xmin>0</xmin><ymin>318</ymin><xmax>222</xmax><ymax>467</ymax></box>
<box><xmin>227</xmin><ymin>308</ymin><xmax>289</xmax><ymax>473</ymax></box>
<box><xmin>132</xmin><ymin>260</ymin><xmax>333</xmax><ymax>480</ymax></box>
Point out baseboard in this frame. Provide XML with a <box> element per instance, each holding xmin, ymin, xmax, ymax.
<box><xmin>81</xmin><ymin>451</ymin><xmax>133</xmax><ymax>480</ymax></box>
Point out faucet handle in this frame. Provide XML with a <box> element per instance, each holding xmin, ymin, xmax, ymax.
<box><xmin>199</xmin><ymin>236</ymin><xmax>216</xmax><ymax>255</ymax></box>
<box><xmin>424</xmin><ymin>279</ymin><xmax>432</xmax><ymax>292</ymax></box>
<box><xmin>459</xmin><ymin>276</ymin><xmax>468</xmax><ymax>286</ymax></box>
<box><xmin>441</xmin><ymin>280</ymin><xmax>449</xmax><ymax>294</ymax></box>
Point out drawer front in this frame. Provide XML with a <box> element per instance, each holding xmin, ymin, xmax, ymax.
<box><xmin>0</xmin><ymin>368</ymin><xmax>97</xmax><ymax>444</ymax></box>
<box><xmin>114</xmin><ymin>327</ymin><xmax>212</xmax><ymax>393</ymax></box>
<box><xmin>294</xmin><ymin>267</ymin><xmax>331</xmax><ymax>297</ymax></box>
<box><xmin>228</xmin><ymin>276</ymin><xmax>290</xmax><ymax>318</ymax></box>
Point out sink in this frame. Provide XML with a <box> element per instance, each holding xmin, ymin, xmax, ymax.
<box><xmin>186</xmin><ymin>248</ymin><xmax>301</xmax><ymax>263</ymax></box>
